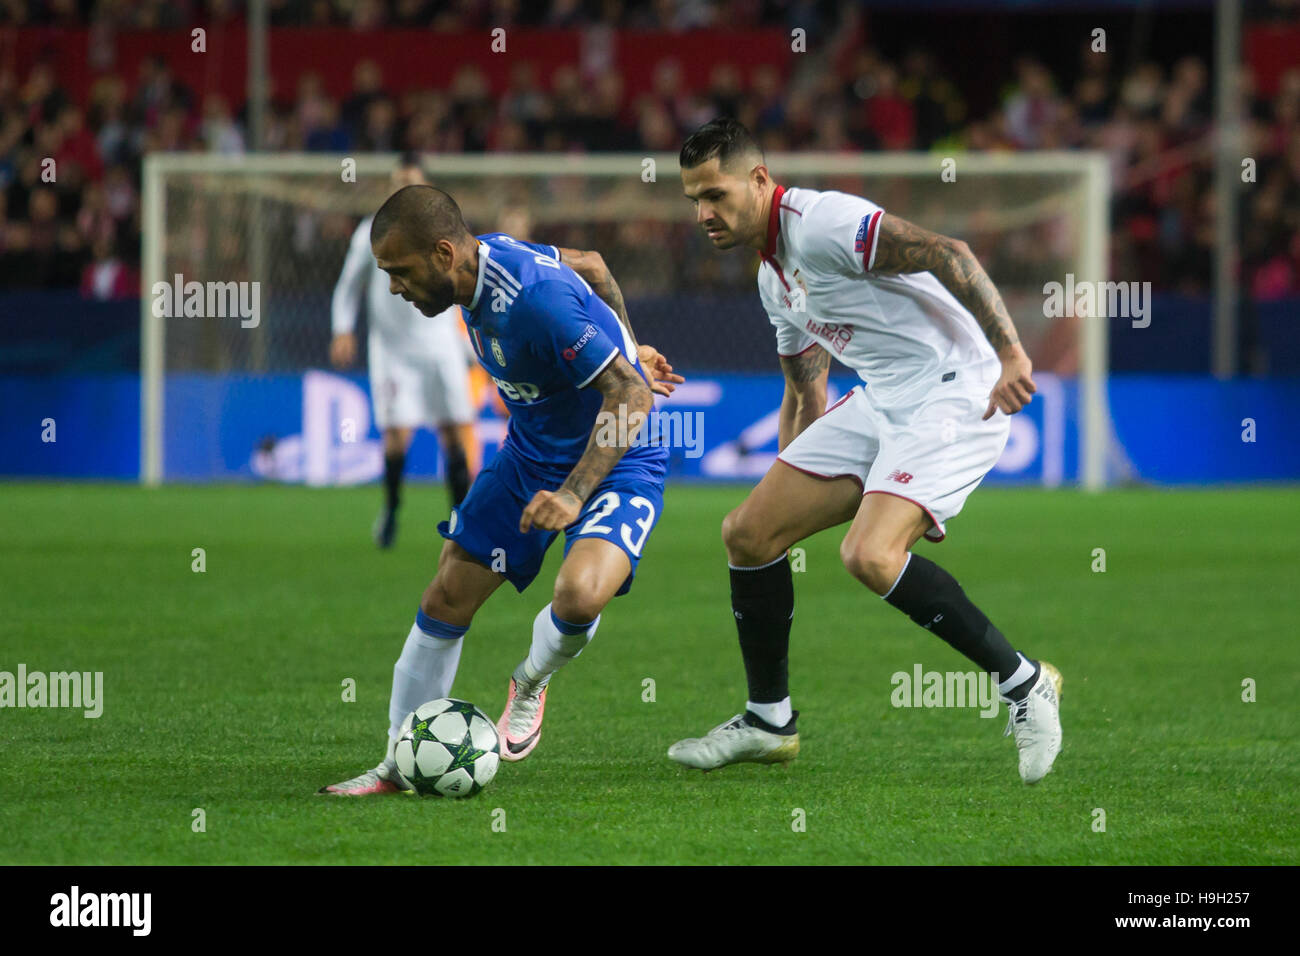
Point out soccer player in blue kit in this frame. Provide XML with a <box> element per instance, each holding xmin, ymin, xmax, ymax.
<box><xmin>320</xmin><ymin>186</ymin><xmax>683</xmax><ymax>795</ymax></box>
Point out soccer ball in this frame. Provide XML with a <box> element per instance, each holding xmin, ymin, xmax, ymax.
<box><xmin>394</xmin><ymin>698</ymin><xmax>501</xmax><ymax>798</ymax></box>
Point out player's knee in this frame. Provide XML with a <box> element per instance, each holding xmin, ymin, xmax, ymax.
<box><xmin>551</xmin><ymin>570</ymin><xmax>605</xmax><ymax>624</ymax></box>
<box><xmin>722</xmin><ymin>506</ymin><xmax>776</xmax><ymax>565</ymax></box>
<box><xmin>840</xmin><ymin>539</ymin><xmax>903</xmax><ymax>594</ymax></box>
<box><xmin>420</xmin><ymin>576</ymin><xmax>471</xmax><ymax>624</ymax></box>
<box><xmin>383</xmin><ymin>428</ymin><xmax>411</xmax><ymax>456</ymax></box>
<box><xmin>721</xmin><ymin>507</ymin><xmax>742</xmax><ymax>550</ymax></box>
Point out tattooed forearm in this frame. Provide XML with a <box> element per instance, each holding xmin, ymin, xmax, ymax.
<box><xmin>872</xmin><ymin>214</ymin><xmax>1022</xmax><ymax>355</ymax></box>
<box><xmin>592</xmin><ymin>271</ymin><xmax>632</xmax><ymax>335</ymax></box>
<box><xmin>560</xmin><ymin>248</ymin><xmax>640</xmax><ymax>349</ymax></box>
<box><xmin>778</xmin><ymin>346</ymin><xmax>829</xmax><ymax>449</ymax></box>
<box><xmin>940</xmin><ymin>247</ymin><xmax>1021</xmax><ymax>353</ymax></box>
<box><xmin>780</xmin><ymin>345</ymin><xmax>831</xmax><ymax>383</ymax></box>
<box><xmin>560</xmin><ymin>355</ymin><xmax>652</xmax><ymax>504</ymax></box>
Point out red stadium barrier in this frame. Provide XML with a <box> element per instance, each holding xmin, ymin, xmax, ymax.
<box><xmin>1243</xmin><ymin>24</ymin><xmax>1300</xmax><ymax>98</ymax></box>
<box><xmin>5</xmin><ymin>25</ymin><xmax>793</xmax><ymax>108</ymax></box>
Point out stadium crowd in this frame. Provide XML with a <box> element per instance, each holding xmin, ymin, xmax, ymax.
<box><xmin>1</xmin><ymin>0</ymin><xmax>1298</xmax><ymax>305</ymax></box>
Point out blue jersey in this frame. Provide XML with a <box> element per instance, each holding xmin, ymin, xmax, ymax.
<box><xmin>462</xmin><ymin>233</ymin><xmax>667</xmax><ymax>483</ymax></box>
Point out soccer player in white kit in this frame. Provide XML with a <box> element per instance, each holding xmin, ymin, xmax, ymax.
<box><xmin>330</xmin><ymin>158</ymin><xmax>476</xmax><ymax>547</ymax></box>
<box><xmin>670</xmin><ymin>119</ymin><xmax>1063</xmax><ymax>783</ymax></box>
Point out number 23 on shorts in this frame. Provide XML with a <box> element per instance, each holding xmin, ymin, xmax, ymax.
<box><xmin>572</xmin><ymin>490</ymin><xmax>660</xmax><ymax>558</ymax></box>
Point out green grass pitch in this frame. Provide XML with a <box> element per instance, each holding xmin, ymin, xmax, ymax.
<box><xmin>1</xmin><ymin>481</ymin><xmax>1296</xmax><ymax>865</ymax></box>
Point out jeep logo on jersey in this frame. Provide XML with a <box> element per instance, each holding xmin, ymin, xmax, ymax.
<box><xmin>563</xmin><ymin>323</ymin><xmax>599</xmax><ymax>361</ymax></box>
<box><xmin>491</xmin><ymin>337</ymin><xmax>506</xmax><ymax>367</ymax></box>
<box><xmin>491</xmin><ymin>376</ymin><xmax>541</xmax><ymax>403</ymax></box>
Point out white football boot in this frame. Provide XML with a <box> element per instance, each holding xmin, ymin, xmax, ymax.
<box><xmin>317</xmin><ymin>738</ymin><xmax>411</xmax><ymax>796</ymax></box>
<box><xmin>317</xmin><ymin>760</ymin><xmax>410</xmax><ymax>796</ymax></box>
<box><xmin>1002</xmin><ymin>660</ymin><xmax>1063</xmax><ymax>784</ymax></box>
<box><xmin>667</xmin><ymin>712</ymin><xmax>800</xmax><ymax>771</ymax></box>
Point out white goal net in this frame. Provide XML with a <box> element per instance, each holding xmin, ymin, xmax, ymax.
<box><xmin>141</xmin><ymin>151</ymin><xmax>1110</xmax><ymax>486</ymax></box>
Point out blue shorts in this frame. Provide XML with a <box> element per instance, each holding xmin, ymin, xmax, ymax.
<box><xmin>437</xmin><ymin>449</ymin><xmax>664</xmax><ymax>595</ymax></box>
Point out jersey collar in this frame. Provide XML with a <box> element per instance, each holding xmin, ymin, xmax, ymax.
<box><xmin>466</xmin><ymin>241</ymin><xmax>490</xmax><ymax>313</ymax></box>
<box><xmin>762</xmin><ymin>184</ymin><xmax>786</xmax><ymax>260</ymax></box>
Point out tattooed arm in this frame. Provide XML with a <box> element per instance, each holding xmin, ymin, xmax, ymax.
<box><xmin>871</xmin><ymin>214</ymin><xmax>1036</xmax><ymax>419</ymax></box>
<box><xmin>559</xmin><ymin>247</ymin><xmax>683</xmax><ymax>397</ymax></box>
<box><xmin>778</xmin><ymin>345</ymin><xmax>831</xmax><ymax>451</ymax></box>
<box><xmin>559</xmin><ymin>248</ymin><xmax>637</xmax><ymax>346</ymax></box>
<box><xmin>518</xmin><ymin>353</ymin><xmax>654</xmax><ymax>533</ymax></box>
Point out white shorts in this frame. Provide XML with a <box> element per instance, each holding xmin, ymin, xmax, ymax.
<box><xmin>369</xmin><ymin>333</ymin><xmax>475</xmax><ymax>430</ymax></box>
<box><xmin>777</xmin><ymin>380</ymin><xmax>1010</xmax><ymax>541</ymax></box>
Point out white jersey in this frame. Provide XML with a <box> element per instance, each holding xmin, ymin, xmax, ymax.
<box><xmin>331</xmin><ymin>215</ymin><xmax>465</xmax><ymax>355</ymax></box>
<box><xmin>758</xmin><ymin>185</ymin><xmax>999</xmax><ymax>410</ymax></box>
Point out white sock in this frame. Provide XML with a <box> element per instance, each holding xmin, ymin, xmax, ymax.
<box><xmin>747</xmin><ymin>697</ymin><xmax>792</xmax><ymax>728</ymax></box>
<box><xmin>519</xmin><ymin>603</ymin><xmax>599</xmax><ymax>685</ymax></box>
<box><xmin>387</xmin><ymin>618</ymin><xmax>465</xmax><ymax>741</ymax></box>
<box><xmin>997</xmin><ymin>653</ymin><xmax>1037</xmax><ymax>700</ymax></box>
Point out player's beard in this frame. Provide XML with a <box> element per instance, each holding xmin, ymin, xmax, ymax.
<box><xmin>415</xmin><ymin>270</ymin><xmax>457</xmax><ymax>316</ymax></box>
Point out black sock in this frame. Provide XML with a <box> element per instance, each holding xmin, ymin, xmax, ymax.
<box><xmin>383</xmin><ymin>450</ymin><xmax>405</xmax><ymax>513</ymax></box>
<box><xmin>730</xmin><ymin>555</ymin><xmax>794</xmax><ymax>705</ymax></box>
<box><xmin>884</xmin><ymin>553</ymin><xmax>1036</xmax><ymax>697</ymax></box>
<box><xmin>444</xmin><ymin>442</ymin><xmax>470</xmax><ymax>506</ymax></box>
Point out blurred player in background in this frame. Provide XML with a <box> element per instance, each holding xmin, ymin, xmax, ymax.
<box><xmin>330</xmin><ymin>155</ymin><xmax>475</xmax><ymax>548</ymax></box>
<box><xmin>454</xmin><ymin>320</ymin><xmax>490</xmax><ymax>475</ymax></box>
<box><xmin>670</xmin><ymin>118</ymin><xmax>1063</xmax><ymax>784</ymax></box>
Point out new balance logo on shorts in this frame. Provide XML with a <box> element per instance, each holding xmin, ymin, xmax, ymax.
<box><xmin>887</xmin><ymin>470</ymin><xmax>914</xmax><ymax>484</ymax></box>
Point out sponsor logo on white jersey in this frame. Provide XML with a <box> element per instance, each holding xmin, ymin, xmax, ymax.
<box><xmin>803</xmin><ymin>317</ymin><xmax>854</xmax><ymax>354</ymax></box>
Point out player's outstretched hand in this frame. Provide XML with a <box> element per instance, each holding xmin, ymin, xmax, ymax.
<box><xmin>984</xmin><ymin>347</ymin><xmax>1036</xmax><ymax>420</ymax></box>
<box><xmin>520</xmin><ymin>489</ymin><xmax>583</xmax><ymax>533</ymax></box>
<box><xmin>638</xmin><ymin>343</ymin><xmax>685</xmax><ymax>397</ymax></box>
<box><xmin>330</xmin><ymin>332</ymin><xmax>357</xmax><ymax>369</ymax></box>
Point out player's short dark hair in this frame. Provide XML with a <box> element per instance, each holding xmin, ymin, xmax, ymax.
<box><xmin>371</xmin><ymin>184</ymin><xmax>470</xmax><ymax>251</ymax></box>
<box><xmin>679</xmin><ymin>117</ymin><xmax>763</xmax><ymax>172</ymax></box>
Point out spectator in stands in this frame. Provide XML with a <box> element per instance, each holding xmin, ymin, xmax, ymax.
<box><xmin>201</xmin><ymin>95</ymin><xmax>246</xmax><ymax>154</ymax></box>
<box><xmin>862</xmin><ymin>63</ymin><xmax>916</xmax><ymax>151</ymax></box>
<box><xmin>81</xmin><ymin>235</ymin><xmax>137</xmax><ymax>300</ymax></box>
<box><xmin>341</xmin><ymin>60</ymin><xmax>385</xmax><ymax>139</ymax></box>
<box><xmin>1004</xmin><ymin>58</ymin><xmax>1065</xmax><ymax>149</ymax></box>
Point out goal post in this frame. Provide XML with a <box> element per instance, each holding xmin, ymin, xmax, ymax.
<box><xmin>140</xmin><ymin>150</ymin><xmax>1110</xmax><ymax>487</ymax></box>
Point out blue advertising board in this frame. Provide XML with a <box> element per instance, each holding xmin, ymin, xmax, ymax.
<box><xmin>1</xmin><ymin>371</ymin><xmax>1295</xmax><ymax>485</ymax></box>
